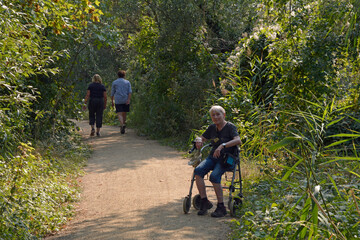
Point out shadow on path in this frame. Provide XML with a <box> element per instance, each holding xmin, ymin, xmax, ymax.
<box><xmin>47</xmin><ymin>199</ymin><xmax>231</xmax><ymax>240</ymax></box>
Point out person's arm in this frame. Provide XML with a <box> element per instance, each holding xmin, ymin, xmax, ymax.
<box><xmin>84</xmin><ymin>90</ymin><xmax>90</xmax><ymax>104</ymax></box>
<box><xmin>213</xmin><ymin>135</ymin><xmax>241</xmax><ymax>158</ymax></box>
<box><xmin>103</xmin><ymin>91</ymin><xmax>107</xmax><ymax>109</ymax></box>
<box><xmin>83</xmin><ymin>90</ymin><xmax>90</xmax><ymax>110</ymax></box>
<box><xmin>126</xmin><ymin>93</ymin><xmax>132</xmax><ymax>105</ymax></box>
<box><xmin>221</xmin><ymin>135</ymin><xmax>241</xmax><ymax>149</ymax></box>
<box><xmin>111</xmin><ymin>82</ymin><xmax>115</xmax><ymax>107</ymax></box>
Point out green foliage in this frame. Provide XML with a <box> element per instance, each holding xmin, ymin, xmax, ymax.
<box><xmin>0</xmin><ymin>0</ymin><xmax>102</xmax><ymax>238</ymax></box>
<box><xmin>230</xmin><ymin>178</ymin><xmax>360</xmax><ymax>239</ymax></box>
<box><xmin>127</xmin><ymin>5</ymin><xmax>214</xmax><ymax>138</ymax></box>
<box><xmin>263</xmin><ymin>0</ymin><xmax>358</xmax><ymax>109</ymax></box>
<box><xmin>196</xmin><ymin>1</ymin><xmax>360</xmax><ymax>239</ymax></box>
<box><xmin>117</xmin><ymin>0</ymin><xmax>257</xmax><ymax>140</ymax></box>
<box><xmin>230</xmin><ymin>98</ymin><xmax>360</xmax><ymax>239</ymax></box>
<box><xmin>0</xmin><ymin>131</ymin><xmax>90</xmax><ymax>239</ymax></box>
<box><xmin>0</xmin><ymin>0</ymin><xmax>104</xmax><ymax>156</ymax></box>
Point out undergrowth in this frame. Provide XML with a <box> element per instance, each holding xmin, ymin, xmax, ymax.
<box><xmin>230</xmin><ymin>170</ymin><xmax>360</xmax><ymax>239</ymax></box>
<box><xmin>0</xmin><ymin>128</ymin><xmax>91</xmax><ymax>239</ymax></box>
<box><xmin>227</xmin><ymin>102</ymin><xmax>360</xmax><ymax>239</ymax></box>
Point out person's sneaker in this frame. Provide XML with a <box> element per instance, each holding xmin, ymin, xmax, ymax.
<box><xmin>197</xmin><ymin>198</ymin><xmax>213</xmax><ymax>215</ymax></box>
<box><xmin>121</xmin><ymin>125</ymin><xmax>126</xmax><ymax>134</ymax></box>
<box><xmin>90</xmin><ymin>129</ymin><xmax>95</xmax><ymax>136</ymax></box>
<box><xmin>96</xmin><ymin>132</ymin><xmax>100</xmax><ymax>137</ymax></box>
<box><xmin>211</xmin><ymin>203</ymin><xmax>227</xmax><ymax>217</ymax></box>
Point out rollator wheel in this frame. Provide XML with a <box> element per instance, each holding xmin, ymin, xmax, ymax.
<box><xmin>229</xmin><ymin>198</ymin><xmax>243</xmax><ymax>217</ymax></box>
<box><xmin>183</xmin><ymin>196</ymin><xmax>191</xmax><ymax>214</ymax></box>
<box><xmin>192</xmin><ymin>194</ymin><xmax>201</xmax><ymax>210</ymax></box>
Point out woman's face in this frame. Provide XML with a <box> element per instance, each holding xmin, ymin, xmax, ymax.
<box><xmin>210</xmin><ymin>110</ymin><xmax>225</xmax><ymax>125</ymax></box>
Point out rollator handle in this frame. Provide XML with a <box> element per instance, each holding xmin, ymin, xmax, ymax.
<box><xmin>188</xmin><ymin>142</ymin><xmax>197</xmax><ymax>154</ymax></box>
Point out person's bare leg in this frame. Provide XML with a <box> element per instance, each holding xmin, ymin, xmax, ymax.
<box><xmin>211</xmin><ymin>182</ymin><xmax>227</xmax><ymax>217</ymax></box>
<box><xmin>196</xmin><ymin>175</ymin><xmax>214</xmax><ymax>215</ymax></box>
<box><xmin>117</xmin><ymin>112</ymin><xmax>124</xmax><ymax>126</ymax></box>
<box><xmin>119</xmin><ymin>112</ymin><xmax>127</xmax><ymax>133</ymax></box>
<box><xmin>195</xmin><ymin>175</ymin><xmax>207</xmax><ymax>198</ymax></box>
<box><xmin>121</xmin><ymin>112</ymin><xmax>127</xmax><ymax>126</ymax></box>
<box><xmin>212</xmin><ymin>182</ymin><xmax>224</xmax><ymax>203</ymax></box>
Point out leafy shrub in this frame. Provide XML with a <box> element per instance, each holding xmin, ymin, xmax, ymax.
<box><xmin>228</xmin><ymin>98</ymin><xmax>360</xmax><ymax>239</ymax></box>
<box><xmin>0</xmin><ymin>131</ymin><xmax>90</xmax><ymax>239</ymax></box>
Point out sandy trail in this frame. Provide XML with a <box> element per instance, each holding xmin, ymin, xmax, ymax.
<box><xmin>46</xmin><ymin>121</ymin><xmax>231</xmax><ymax>240</ymax></box>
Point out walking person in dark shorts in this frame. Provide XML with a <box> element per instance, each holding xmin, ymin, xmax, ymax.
<box><xmin>111</xmin><ymin>70</ymin><xmax>132</xmax><ymax>134</ymax></box>
<box><xmin>84</xmin><ymin>74</ymin><xmax>107</xmax><ymax>137</ymax></box>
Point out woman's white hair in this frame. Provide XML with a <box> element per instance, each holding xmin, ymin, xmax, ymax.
<box><xmin>209</xmin><ymin>105</ymin><xmax>225</xmax><ymax>115</ymax></box>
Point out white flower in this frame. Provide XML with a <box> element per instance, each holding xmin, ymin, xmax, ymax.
<box><xmin>314</xmin><ymin>185</ymin><xmax>321</xmax><ymax>194</ymax></box>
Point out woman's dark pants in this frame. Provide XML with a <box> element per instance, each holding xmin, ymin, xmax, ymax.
<box><xmin>88</xmin><ymin>98</ymin><xmax>104</xmax><ymax>128</ymax></box>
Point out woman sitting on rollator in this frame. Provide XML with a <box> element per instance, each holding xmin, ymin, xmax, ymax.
<box><xmin>194</xmin><ymin>105</ymin><xmax>241</xmax><ymax>217</ymax></box>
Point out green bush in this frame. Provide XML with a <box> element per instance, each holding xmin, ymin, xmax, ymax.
<box><xmin>0</xmin><ymin>131</ymin><xmax>90</xmax><ymax>239</ymax></box>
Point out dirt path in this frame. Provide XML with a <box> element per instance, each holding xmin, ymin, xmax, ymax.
<box><xmin>46</xmin><ymin>121</ymin><xmax>232</xmax><ymax>240</ymax></box>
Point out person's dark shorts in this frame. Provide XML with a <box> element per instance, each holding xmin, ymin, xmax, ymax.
<box><xmin>115</xmin><ymin>104</ymin><xmax>130</xmax><ymax>113</ymax></box>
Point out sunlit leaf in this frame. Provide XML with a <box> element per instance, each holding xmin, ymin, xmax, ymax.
<box><xmin>281</xmin><ymin>158</ymin><xmax>304</xmax><ymax>181</ymax></box>
<box><xmin>269</xmin><ymin>137</ymin><xmax>298</xmax><ymax>152</ymax></box>
<box><xmin>328</xmin><ymin>134</ymin><xmax>360</xmax><ymax>138</ymax></box>
<box><xmin>328</xmin><ymin>174</ymin><xmax>343</xmax><ymax>199</ymax></box>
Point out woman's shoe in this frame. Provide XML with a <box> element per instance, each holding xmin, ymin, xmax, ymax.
<box><xmin>90</xmin><ymin>129</ymin><xmax>95</xmax><ymax>136</ymax></box>
<box><xmin>197</xmin><ymin>198</ymin><xmax>213</xmax><ymax>215</ymax></box>
<box><xmin>211</xmin><ymin>203</ymin><xmax>227</xmax><ymax>217</ymax></box>
<box><xmin>96</xmin><ymin>132</ymin><xmax>100</xmax><ymax>137</ymax></box>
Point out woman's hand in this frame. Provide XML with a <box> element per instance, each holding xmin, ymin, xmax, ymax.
<box><xmin>213</xmin><ymin>145</ymin><xmax>224</xmax><ymax>158</ymax></box>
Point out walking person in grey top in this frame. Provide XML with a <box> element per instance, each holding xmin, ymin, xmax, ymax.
<box><xmin>111</xmin><ymin>70</ymin><xmax>132</xmax><ymax>134</ymax></box>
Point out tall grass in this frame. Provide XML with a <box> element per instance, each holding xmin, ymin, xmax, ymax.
<box><xmin>230</xmin><ymin>98</ymin><xmax>360</xmax><ymax>239</ymax></box>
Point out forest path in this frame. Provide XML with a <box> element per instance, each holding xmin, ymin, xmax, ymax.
<box><xmin>46</xmin><ymin>121</ymin><xmax>231</xmax><ymax>240</ymax></box>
